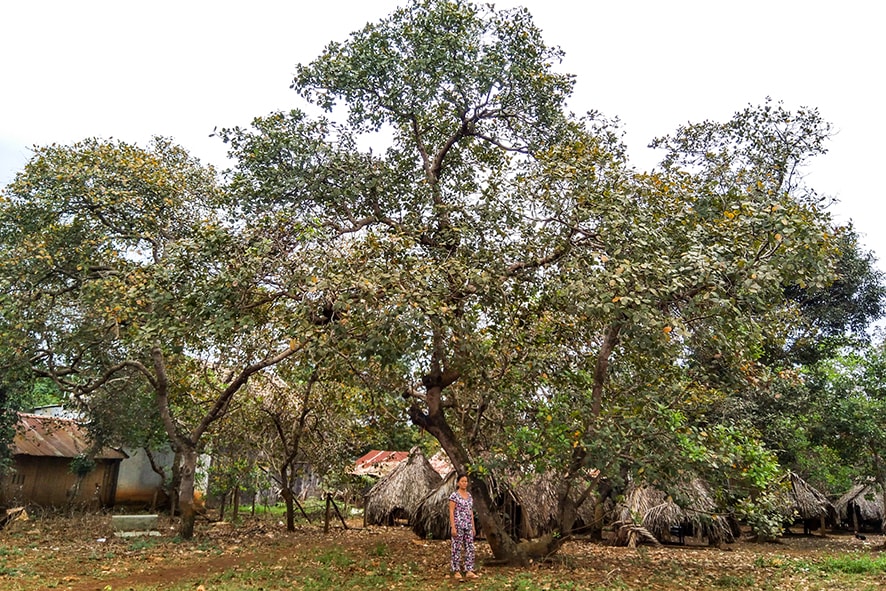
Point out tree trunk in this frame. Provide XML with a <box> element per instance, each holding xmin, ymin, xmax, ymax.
<box><xmin>880</xmin><ymin>481</ymin><xmax>886</xmax><ymax>535</ymax></box>
<box><xmin>409</xmin><ymin>395</ymin><xmax>525</xmax><ymax>563</ymax></box>
<box><xmin>591</xmin><ymin>500</ymin><xmax>604</xmax><ymax>541</ymax></box>
<box><xmin>280</xmin><ymin>464</ymin><xmax>296</xmax><ymax>532</ymax></box>
<box><xmin>177</xmin><ymin>446</ymin><xmax>199</xmax><ymax>539</ymax></box>
<box><xmin>282</xmin><ymin>489</ymin><xmax>296</xmax><ymax>532</ymax></box>
<box><xmin>169</xmin><ymin>450</ymin><xmax>182</xmax><ymax>519</ymax></box>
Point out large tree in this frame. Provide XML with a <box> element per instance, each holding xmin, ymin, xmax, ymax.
<box><xmin>0</xmin><ymin>137</ymin><xmax>320</xmax><ymax>537</ymax></box>
<box><xmin>223</xmin><ymin>0</ymin><xmax>842</xmax><ymax>561</ymax></box>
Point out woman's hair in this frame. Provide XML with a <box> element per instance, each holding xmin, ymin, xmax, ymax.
<box><xmin>455</xmin><ymin>473</ymin><xmax>468</xmax><ymax>485</ymax></box>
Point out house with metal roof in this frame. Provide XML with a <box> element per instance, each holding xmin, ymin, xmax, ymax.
<box><xmin>1</xmin><ymin>413</ymin><xmax>126</xmax><ymax>509</ymax></box>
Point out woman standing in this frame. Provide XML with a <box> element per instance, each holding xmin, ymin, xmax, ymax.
<box><xmin>448</xmin><ymin>473</ymin><xmax>480</xmax><ymax>580</ymax></box>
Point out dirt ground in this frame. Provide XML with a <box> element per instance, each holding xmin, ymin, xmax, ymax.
<box><xmin>1</xmin><ymin>512</ymin><xmax>885</xmax><ymax>591</ymax></box>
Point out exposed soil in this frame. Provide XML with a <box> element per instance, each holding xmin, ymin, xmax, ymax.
<box><xmin>1</xmin><ymin>512</ymin><xmax>885</xmax><ymax>591</ymax></box>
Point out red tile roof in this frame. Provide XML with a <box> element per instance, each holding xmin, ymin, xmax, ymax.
<box><xmin>12</xmin><ymin>413</ymin><xmax>126</xmax><ymax>460</ymax></box>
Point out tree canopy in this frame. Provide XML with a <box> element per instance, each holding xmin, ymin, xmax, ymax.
<box><xmin>1</xmin><ymin>0</ymin><xmax>882</xmax><ymax>557</ymax></box>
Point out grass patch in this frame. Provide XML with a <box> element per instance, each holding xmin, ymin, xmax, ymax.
<box><xmin>712</xmin><ymin>574</ymin><xmax>756</xmax><ymax>589</ymax></box>
<box><xmin>316</xmin><ymin>546</ymin><xmax>356</xmax><ymax>568</ymax></box>
<box><xmin>798</xmin><ymin>552</ymin><xmax>886</xmax><ymax>574</ymax></box>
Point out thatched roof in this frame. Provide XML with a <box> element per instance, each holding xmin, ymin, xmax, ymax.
<box><xmin>508</xmin><ymin>471</ymin><xmax>599</xmax><ymax>538</ymax></box>
<box><xmin>411</xmin><ymin>470</ymin><xmax>458</xmax><ymax>540</ymax></box>
<box><xmin>774</xmin><ymin>472</ymin><xmax>835</xmax><ymax>521</ymax></box>
<box><xmin>363</xmin><ymin>447</ymin><xmax>441</xmax><ymax>526</ymax></box>
<box><xmin>835</xmin><ymin>483</ymin><xmax>883</xmax><ymax>525</ymax></box>
<box><xmin>615</xmin><ymin>479</ymin><xmax>734</xmax><ymax>546</ymax></box>
<box><xmin>411</xmin><ymin>469</ymin><xmax>602</xmax><ymax>541</ymax></box>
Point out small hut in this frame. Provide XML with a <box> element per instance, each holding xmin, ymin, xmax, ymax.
<box><xmin>835</xmin><ymin>483</ymin><xmax>884</xmax><ymax>532</ymax></box>
<box><xmin>614</xmin><ymin>479</ymin><xmax>735</xmax><ymax>547</ymax></box>
<box><xmin>509</xmin><ymin>471</ymin><xmax>601</xmax><ymax>538</ymax></box>
<box><xmin>774</xmin><ymin>472</ymin><xmax>836</xmax><ymax>534</ymax></box>
<box><xmin>0</xmin><ymin>413</ymin><xmax>127</xmax><ymax>509</ymax></box>
<box><xmin>411</xmin><ymin>469</ymin><xmax>600</xmax><ymax>541</ymax></box>
<box><xmin>363</xmin><ymin>447</ymin><xmax>441</xmax><ymax>527</ymax></box>
<box><xmin>412</xmin><ymin>470</ymin><xmax>458</xmax><ymax>539</ymax></box>
<box><xmin>411</xmin><ymin>469</ymin><xmax>526</xmax><ymax>540</ymax></box>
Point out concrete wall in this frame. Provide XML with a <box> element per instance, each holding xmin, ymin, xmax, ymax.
<box><xmin>115</xmin><ymin>447</ymin><xmax>174</xmax><ymax>506</ymax></box>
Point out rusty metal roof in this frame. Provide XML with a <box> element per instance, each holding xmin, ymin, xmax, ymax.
<box><xmin>352</xmin><ymin>449</ymin><xmax>410</xmax><ymax>477</ymax></box>
<box><xmin>12</xmin><ymin>413</ymin><xmax>126</xmax><ymax>460</ymax></box>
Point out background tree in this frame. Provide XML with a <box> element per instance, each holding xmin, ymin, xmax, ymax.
<box><xmin>0</xmin><ymin>137</ymin><xmax>320</xmax><ymax>538</ymax></box>
<box><xmin>794</xmin><ymin>343</ymin><xmax>886</xmax><ymax>531</ymax></box>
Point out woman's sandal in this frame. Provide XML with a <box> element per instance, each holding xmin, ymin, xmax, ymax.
<box><xmin>465</xmin><ymin>571</ymin><xmax>480</xmax><ymax>579</ymax></box>
<box><xmin>452</xmin><ymin>572</ymin><xmax>462</xmax><ymax>581</ymax></box>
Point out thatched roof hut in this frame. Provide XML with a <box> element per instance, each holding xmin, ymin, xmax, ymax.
<box><xmin>363</xmin><ymin>447</ymin><xmax>441</xmax><ymax>527</ymax></box>
<box><xmin>411</xmin><ymin>469</ymin><xmax>602</xmax><ymax>541</ymax></box>
<box><xmin>774</xmin><ymin>472</ymin><xmax>835</xmax><ymax>528</ymax></box>
<box><xmin>508</xmin><ymin>471</ymin><xmax>601</xmax><ymax>538</ymax></box>
<box><xmin>412</xmin><ymin>469</ymin><xmax>532</xmax><ymax>540</ymax></box>
<box><xmin>614</xmin><ymin>479</ymin><xmax>735</xmax><ymax>547</ymax></box>
<box><xmin>411</xmin><ymin>470</ymin><xmax>457</xmax><ymax>540</ymax></box>
<box><xmin>410</xmin><ymin>469</ymin><xmax>528</xmax><ymax>540</ymax></box>
<box><xmin>835</xmin><ymin>483</ymin><xmax>883</xmax><ymax>531</ymax></box>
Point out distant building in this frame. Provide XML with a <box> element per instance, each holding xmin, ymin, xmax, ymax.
<box><xmin>352</xmin><ymin>450</ymin><xmax>410</xmax><ymax>478</ymax></box>
<box><xmin>352</xmin><ymin>449</ymin><xmax>453</xmax><ymax>479</ymax></box>
<box><xmin>114</xmin><ymin>446</ymin><xmax>176</xmax><ymax>507</ymax></box>
<box><xmin>1</xmin><ymin>413</ymin><xmax>126</xmax><ymax>508</ymax></box>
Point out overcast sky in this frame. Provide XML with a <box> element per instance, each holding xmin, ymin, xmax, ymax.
<box><xmin>1</xmin><ymin>1</ymin><xmax>883</xmax><ymax>266</ymax></box>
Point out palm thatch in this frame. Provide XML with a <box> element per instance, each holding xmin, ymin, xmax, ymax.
<box><xmin>835</xmin><ymin>483</ymin><xmax>884</xmax><ymax>530</ymax></box>
<box><xmin>363</xmin><ymin>447</ymin><xmax>441</xmax><ymax>527</ymax></box>
<box><xmin>411</xmin><ymin>470</ymin><xmax>458</xmax><ymax>540</ymax></box>
<box><xmin>508</xmin><ymin>471</ymin><xmax>600</xmax><ymax>538</ymax></box>
<box><xmin>615</xmin><ymin>479</ymin><xmax>734</xmax><ymax>546</ymax></box>
<box><xmin>773</xmin><ymin>472</ymin><xmax>835</xmax><ymax>525</ymax></box>
<box><xmin>410</xmin><ymin>469</ymin><xmax>524</xmax><ymax>540</ymax></box>
<box><xmin>411</xmin><ymin>469</ymin><xmax>604</xmax><ymax>541</ymax></box>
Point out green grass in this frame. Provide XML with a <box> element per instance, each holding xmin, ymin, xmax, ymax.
<box><xmin>62</xmin><ymin>546</ymin><xmax>886</xmax><ymax>591</ymax></box>
<box><xmin>712</xmin><ymin>574</ymin><xmax>757</xmax><ymax>589</ymax></box>
<box><xmin>796</xmin><ymin>552</ymin><xmax>886</xmax><ymax>575</ymax></box>
<box><xmin>248</xmin><ymin>498</ymin><xmax>333</xmax><ymax>517</ymax></box>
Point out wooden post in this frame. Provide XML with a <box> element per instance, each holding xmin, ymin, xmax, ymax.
<box><xmin>294</xmin><ymin>498</ymin><xmax>312</xmax><ymax>524</ymax></box>
<box><xmin>330</xmin><ymin>495</ymin><xmax>349</xmax><ymax>530</ymax></box>
<box><xmin>324</xmin><ymin>493</ymin><xmax>331</xmax><ymax>534</ymax></box>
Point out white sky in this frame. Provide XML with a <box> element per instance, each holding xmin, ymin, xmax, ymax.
<box><xmin>1</xmin><ymin>1</ymin><xmax>884</xmax><ymax>266</ymax></box>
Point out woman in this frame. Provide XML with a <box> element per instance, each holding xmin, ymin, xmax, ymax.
<box><xmin>448</xmin><ymin>473</ymin><xmax>480</xmax><ymax>580</ymax></box>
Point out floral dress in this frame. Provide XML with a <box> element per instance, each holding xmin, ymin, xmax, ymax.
<box><xmin>449</xmin><ymin>491</ymin><xmax>475</xmax><ymax>572</ymax></box>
